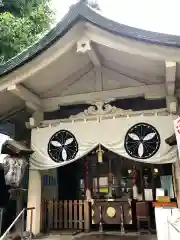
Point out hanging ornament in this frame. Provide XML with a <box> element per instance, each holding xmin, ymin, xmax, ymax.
<box><xmin>84</xmin><ymin>158</ymin><xmax>89</xmax><ymax>189</ymax></box>
<box><xmin>96</xmin><ymin>144</ymin><xmax>104</xmax><ymax>163</ymax></box>
<box><xmin>131</xmin><ymin>166</ymin><xmax>137</xmax><ymax>185</ymax></box>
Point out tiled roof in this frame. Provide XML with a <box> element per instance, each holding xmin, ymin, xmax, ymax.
<box><xmin>1</xmin><ymin>2</ymin><xmax>180</xmax><ymax>77</ymax></box>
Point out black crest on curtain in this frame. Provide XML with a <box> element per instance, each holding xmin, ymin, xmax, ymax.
<box><xmin>124</xmin><ymin>123</ymin><xmax>161</xmax><ymax>159</ymax></box>
<box><xmin>48</xmin><ymin>130</ymin><xmax>78</xmax><ymax>162</ymax></box>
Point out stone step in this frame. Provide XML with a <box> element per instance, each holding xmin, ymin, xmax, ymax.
<box><xmin>34</xmin><ymin>232</ymin><xmax>157</xmax><ymax>240</ymax></box>
<box><xmin>4</xmin><ymin>231</ymin><xmax>157</xmax><ymax>240</ymax></box>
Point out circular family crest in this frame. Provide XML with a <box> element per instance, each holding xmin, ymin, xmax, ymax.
<box><xmin>48</xmin><ymin>130</ymin><xmax>78</xmax><ymax>163</ymax></box>
<box><xmin>124</xmin><ymin>123</ymin><xmax>160</xmax><ymax>159</ymax></box>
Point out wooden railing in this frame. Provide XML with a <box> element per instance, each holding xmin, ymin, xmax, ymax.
<box><xmin>41</xmin><ymin>200</ymin><xmax>90</xmax><ymax>232</ymax></box>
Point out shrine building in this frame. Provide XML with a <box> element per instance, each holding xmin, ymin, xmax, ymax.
<box><xmin>0</xmin><ymin>2</ymin><xmax>180</xmax><ymax>238</ymax></box>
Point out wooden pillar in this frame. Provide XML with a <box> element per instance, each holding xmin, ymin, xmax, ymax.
<box><xmin>26</xmin><ymin>169</ymin><xmax>41</xmax><ymax>236</ymax></box>
<box><xmin>84</xmin><ymin>200</ymin><xmax>90</xmax><ymax>232</ymax></box>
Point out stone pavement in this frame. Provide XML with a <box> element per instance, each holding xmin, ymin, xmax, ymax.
<box><xmin>35</xmin><ymin>232</ymin><xmax>157</xmax><ymax>240</ymax></box>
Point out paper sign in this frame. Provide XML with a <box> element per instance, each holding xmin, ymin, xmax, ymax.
<box><xmin>174</xmin><ymin>117</ymin><xmax>180</xmax><ymax>157</ymax></box>
<box><xmin>156</xmin><ymin>188</ymin><xmax>165</xmax><ymax>200</ymax></box>
<box><xmin>144</xmin><ymin>189</ymin><xmax>153</xmax><ymax>201</ymax></box>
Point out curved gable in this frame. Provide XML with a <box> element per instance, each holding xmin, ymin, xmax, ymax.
<box><xmin>1</xmin><ymin>2</ymin><xmax>180</xmax><ymax>77</ymax></box>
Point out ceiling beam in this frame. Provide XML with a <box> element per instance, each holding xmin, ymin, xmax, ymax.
<box><xmin>42</xmin><ymin>84</ymin><xmax>166</xmax><ymax>110</ymax></box>
<box><xmin>76</xmin><ymin>38</ymin><xmax>102</xmax><ymax>92</ymax></box>
<box><xmin>7</xmin><ymin>84</ymin><xmax>42</xmax><ymax>111</ymax></box>
<box><xmin>87</xmin><ymin>47</ymin><xmax>101</xmax><ymax>66</ymax></box>
<box><xmin>165</xmin><ymin>61</ymin><xmax>177</xmax><ymax>113</ymax></box>
<box><xmin>41</xmin><ymin>63</ymin><xmax>93</xmax><ymax>98</ymax></box>
<box><xmin>94</xmin><ymin>66</ymin><xmax>103</xmax><ymax>92</ymax></box>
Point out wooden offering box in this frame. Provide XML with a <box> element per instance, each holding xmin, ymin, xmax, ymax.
<box><xmin>152</xmin><ymin>202</ymin><xmax>177</xmax><ymax>208</ymax></box>
<box><xmin>92</xmin><ymin>199</ymin><xmax>132</xmax><ymax>225</ymax></box>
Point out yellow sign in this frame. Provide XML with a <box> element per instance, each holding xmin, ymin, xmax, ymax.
<box><xmin>99</xmin><ymin>187</ymin><xmax>108</xmax><ymax>193</ymax></box>
<box><xmin>157</xmin><ymin>196</ymin><xmax>170</xmax><ymax>202</ymax></box>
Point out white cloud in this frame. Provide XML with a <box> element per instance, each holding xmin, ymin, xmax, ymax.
<box><xmin>51</xmin><ymin>0</ymin><xmax>180</xmax><ymax>35</ymax></box>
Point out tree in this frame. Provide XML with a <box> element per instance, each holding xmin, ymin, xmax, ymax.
<box><xmin>1</xmin><ymin>0</ymin><xmax>51</xmax><ymax>16</ymax></box>
<box><xmin>0</xmin><ymin>0</ymin><xmax>54</xmax><ymax>63</ymax></box>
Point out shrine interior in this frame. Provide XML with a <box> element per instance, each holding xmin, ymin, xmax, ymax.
<box><xmin>57</xmin><ymin>146</ymin><xmax>175</xmax><ymax>231</ymax></box>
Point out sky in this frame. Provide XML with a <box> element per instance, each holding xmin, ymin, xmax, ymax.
<box><xmin>51</xmin><ymin>0</ymin><xmax>180</xmax><ymax>35</ymax></box>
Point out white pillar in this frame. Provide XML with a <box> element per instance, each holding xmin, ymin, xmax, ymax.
<box><xmin>174</xmin><ymin>161</ymin><xmax>180</xmax><ymax>207</ymax></box>
<box><xmin>26</xmin><ymin>169</ymin><xmax>41</xmax><ymax>236</ymax></box>
<box><xmin>176</xmin><ymin>177</ymin><xmax>180</xmax><ymax>207</ymax></box>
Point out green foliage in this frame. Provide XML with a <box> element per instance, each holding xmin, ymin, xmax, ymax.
<box><xmin>2</xmin><ymin>0</ymin><xmax>51</xmax><ymax>17</ymax></box>
<box><xmin>0</xmin><ymin>0</ymin><xmax>54</xmax><ymax>63</ymax></box>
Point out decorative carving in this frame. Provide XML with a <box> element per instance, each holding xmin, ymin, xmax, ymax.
<box><xmin>70</xmin><ymin>100</ymin><xmax>133</xmax><ymax>118</ymax></box>
<box><xmin>40</xmin><ymin>104</ymin><xmax>169</xmax><ymax>128</ymax></box>
<box><xmin>77</xmin><ymin>37</ymin><xmax>91</xmax><ymax>53</ymax></box>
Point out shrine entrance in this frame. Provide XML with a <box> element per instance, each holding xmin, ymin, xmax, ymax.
<box><xmin>41</xmin><ymin>146</ymin><xmax>175</xmax><ymax>234</ymax></box>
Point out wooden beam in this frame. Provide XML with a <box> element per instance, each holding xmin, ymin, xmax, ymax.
<box><xmin>77</xmin><ymin>37</ymin><xmax>101</xmax><ymax>66</ymax></box>
<box><xmin>165</xmin><ymin>61</ymin><xmax>176</xmax><ymax>96</ymax></box>
<box><xmin>25</xmin><ymin>102</ymin><xmax>40</xmax><ymax>112</ymax></box>
<box><xmin>25</xmin><ymin>111</ymin><xmax>44</xmax><ymax>129</ymax></box>
<box><xmin>7</xmin><ymin>84</ymin><xmax>42</xmax><ymax>111</ymax></box>
<box><xmin>94</xmin><ymin>66</ymin><xmax>102</xmax><ymax>92</ymax></box>
<box><xmin>87</xmin><ymin>46</ymin><xmax>101</xmax><ymax>66</ymax></box>
<box><xmin>165</xmin><ymin>61</ymin><xmax>177</xmax><ymax>113</ymax></box>
<box><xmin>42</xmin><ymin>84</ymin><xmax>166</xmax><ymax>110</ymax></box>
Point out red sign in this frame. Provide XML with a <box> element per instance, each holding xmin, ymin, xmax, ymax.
<box><xmin>175</xmin><ymin>118</ymin><xmax>180</xmax><ymax>134</ymax></box>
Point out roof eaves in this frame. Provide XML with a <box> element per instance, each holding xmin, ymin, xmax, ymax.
<box><xmin>0</xmin><ymin>4</ymin><xmax>81</xmax><ymax>77</ymax></box>
<box><xmin>77</xmin><ymin>3</ymin><xmax>180</xmax><ymax>47</ymax></box>
<box><xmin>1</xmin><ymin>2</ymin><xmax>180</xmax><ymax>77</ymax></box>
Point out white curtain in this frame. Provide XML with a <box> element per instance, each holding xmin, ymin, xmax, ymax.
<box><xmin>168</xmin><ymin>209</ymin><xmax>180</xmax><ymax>240</ymax></box>
<box><xmin>155</xmin><ymin>208</ymin><xmax>172</xmax><ymax>240</ymax></box>
<box><xmin>160</xmin><ymin>175</ymin><xmax>174</xmax><ymax>198</ymax></box>
<box><xmin>30</xmin><ymin>115</ymin><xmax>177</xmax><ymax>170</ymax></box>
